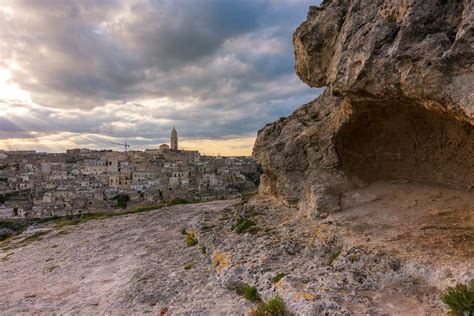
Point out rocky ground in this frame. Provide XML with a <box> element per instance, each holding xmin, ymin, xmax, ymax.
<box><xmin>0</xmin><ymin>200</ymin><xmax>251</xmax><ymax>315</ymax></box>
<box><xmin>0</xmin><ymin>183</ymin><xmax>472</xmax><ymax>314</ymax></box>
<box><xmin>193</xmin><ymin>181</ymin><xmax>473</xmax><ymax>315</ymax></box>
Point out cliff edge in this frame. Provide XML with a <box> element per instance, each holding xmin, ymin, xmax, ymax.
<box><xmin>254</xmin><ymin>0</ymin><xmax>473</xmax><ymax>217</ymax></box>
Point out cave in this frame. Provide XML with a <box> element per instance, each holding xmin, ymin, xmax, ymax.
<box><xmin>335</xmin><ymin>104</ymin><xmax>474</xmax><ymax>189</ymax></box>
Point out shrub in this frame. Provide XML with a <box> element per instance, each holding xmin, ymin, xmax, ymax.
<box><xmin>271</xmin><ymin>273</ymin><xmax>287</xmax><ymax>284</ymax></box>
<box><xmin>166</xmin><ymin>198</ymin><xmax>190</xmax><ymax>206</ymax></box>
<box><xmin>327</xmin><ymin>248</ymin><xmax>342</xmax><ymax>266</ymax></box>
<box><xmin>233</xmin><ymin>218</ymin><xmax>258</xmax><ymax>234</ymax></box>
<box><xmin>186</xmin><ymin>231</ymin><xmax>198</xmax><ymax>247</ymax></box>
<box><xmin>113</xmin><ymin>193</ymin><xmax>130</xmax><ymax>209</ymax></box>
<box><xmin>200</xmin><ymin>224</ymin><xmax>215</xmax><ymax>233</ymax></box>
<box><xmin>47</xmin><ymin>265</ymin><xmax>59</xmax><ymax>272</ymax></box>
<box><xmin>0</xmin><ymin>231</ymin><xmax>13</xmax><ymax>242</ymax></box>
<box><xmin>130</xmin><ymin>204</ymin><xmax>162</xmax><ymax>214</ymax></box>
<box><xmin>0</xmin><ymin>220</ymin><xmax>28</xmax><ymax>234</ymax></box>
<box><xmin>252</xmin><ymin>296</ymin><xmax>287</xmax><ymax>316</ymax></box>
<box><xmin>441</xmin><ymin>282</ymin><xmax>474</xmax><ymax>315</ymax></box>
<box><xmin>236</xmin><ymin>284</ymin><xmax>261</xmax><ymax>302</ymax></box>
<box><xmin>184</xmin><ymin>263</ymin><xmax>193</xmax><ymax>270</ymax></box>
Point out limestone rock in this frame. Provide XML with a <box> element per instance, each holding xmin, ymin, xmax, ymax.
<box><xmin>254</xmin><ymin>0</ymin><xmax>474</xmax><ymax>216</ymax></box>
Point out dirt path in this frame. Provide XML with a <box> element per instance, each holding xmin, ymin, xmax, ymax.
<box><xmin>0</xmin><ymin>200</ymin><xmax>249</xmax><ymax>315</ymax></box>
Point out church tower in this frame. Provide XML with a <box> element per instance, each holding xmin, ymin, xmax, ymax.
<box><xmin>171</xmin><ymin>126</ymin><xmax>178</xmax><ymax>150</ymax></box>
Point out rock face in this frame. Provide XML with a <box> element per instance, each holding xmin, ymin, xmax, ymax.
<box><xmin>254</xmin><ymin>0</ymin><xmax>474</xmax><ymax>217</ymax></box>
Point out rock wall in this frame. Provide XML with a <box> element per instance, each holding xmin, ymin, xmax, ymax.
<box><xmin>253</xmin><ymin>0</ymin><xmax>474</xmax><ymax>217</ymax></box>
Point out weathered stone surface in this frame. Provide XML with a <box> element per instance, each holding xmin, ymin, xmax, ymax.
<box><xmin>254</xmin><ymin>0</ymin><xmax>474</xmax><ymax>216</ymax></box>
<box><xmin>192</xmin><ymin>189</ymin><xmax>472</xmax><ymax>314</ymax></box>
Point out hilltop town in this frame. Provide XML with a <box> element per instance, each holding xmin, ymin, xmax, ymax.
<box><xmin>0</xmin><ymin>128</ymin><xmax>258</xmax><ymax>219</ymax></box>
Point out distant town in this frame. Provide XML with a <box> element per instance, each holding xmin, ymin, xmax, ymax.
<box><xmin>0</xmin><ymin>128</ymin><xmax>259</xmax><ymax>219</ymax></box>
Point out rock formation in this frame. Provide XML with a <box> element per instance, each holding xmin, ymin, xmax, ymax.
<box><xmin>254</xmin><ymin>0</ymin><xmax>474</xmax><ymax>217</ymax></box>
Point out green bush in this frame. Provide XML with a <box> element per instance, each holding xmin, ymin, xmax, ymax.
<box><xmin>166</xmin><ymin>198</ymin><xmax>190</xmax><ymax>206</ymax></box>
<box><xmin>271</xmin><ymin>273</ymin><xmax>286</xmax><ymax>283</ymax></box>
<box><xmin>327</xmin><ymin>248</ymin><xmax>342</xmax><ymax>266</ymax></box>
<box><xmin>236</xmin><ymin>284</ymin><xmax>261</xmax><ymax>302</ymax></box>
<box><xmin>233</xmin><ymin>218</ymin><xmax>258</xmax><ymax>234</ymax></box>
<box><xmin>200</xmin><ymin>224</ymin><xmax>215</xmax><ymax>233</ymax></box>
<box><xmin>184</xmin><ymin>263</ymin><xmax>193</xmax><ymax>270</ymax></box>
<box><xmin>113</xmin><ymin>194</ymin><xmax>130</xmax><ymax>209</ymax></box>
<box><xmin>441</xmin><ymin>282</ymin><xmax>474</xmax><ymax>315</ymax></box>
<box><xmin>252</xmin><ymin>296</ymin><xmax>287</xmax><ymax>316</ymax></box>
<box><xmin>47</xmin><ymin>265</ymin><xmax>59</xmax><ymax>272</ymax></box>
<box><xmin>186</xmin><ymin>231</ymin><xmax>198</xmax><ymax>247</ymax></box>
<box><xmin>130</xmin><ymin>204</ymin><xmax>162</xmax><ymax>214</ymax></box>
<box><xmin>0</xmin><ymin>220</ymin><xmax>28</xmax><ymax>241</ymax></box>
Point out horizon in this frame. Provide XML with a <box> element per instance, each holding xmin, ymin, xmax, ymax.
<box><xmin>0</xmin><ymin>126</ymin><xmax>257</xmax><ymax>157</ymax></box>
<box><xmin>0</xmin><ymin>0</ymin><xmax>322</xmax><ymax>156</ymax></box>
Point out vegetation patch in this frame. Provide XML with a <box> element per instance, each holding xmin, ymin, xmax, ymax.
<box><xmin>0</xmin><ymin>220</ymin><xmax>28</xmax><ymax>241</ymax></box>
<box><xmin>186</xmin><ymin>231</ymin><xmax>198</xmax><ymax>247</ymax></box>
<box><xmin>113</xmin><ymin>193</ymin><xmax>130</xmax><ymax>209</ymax></box>
<box><xmin>441</xmin><ymin>282</ymin><xmax>474</xmax><ymax>315</ymax></box>
<box><xmin>200</xmin><ymin>224</ymin><xmax>215</xmax><ymax>233</ymax></box>
<box><xmin>327</xmin><ymin>248</ymin><xmax>342</xmax><ymax>266</ymax></box>
<box><xmin>129</xmin><ymin>204</ymin><xmax>162</xmax><ymax>214</ymax></box>
<box><xmin>233</xmin><ymin>218</ymin><xmax>259</xmax><ymax>234</ymax></box>
<box><xmin>213</xmin><ymin>252</ymin><xmax>230</xmax><ymax>272</ymax></box>
<box><xmin>47</xmin><ymin>265</ymin><xmax>59</xmax><ymax>272</ymax></box>
<box><xmin>251</xmin><ymin>296</ymin><xmax>287</xmax><ymax>316</ymax></box>
<box><xmin>241</xmin><ymin>191</ymin><xmax>259</xmax><ymax>201</ymax></box>
<box><xmin>54</xmin><ymin>230</ymin><xmax>70</xmax><ymax>237</ymax></box>
<box><xmin>272</xmin><ymin>273</ymin><xmax>287</xmax><ymax>284</ymax></box>
<box><xmin>236</xmin><ymin>284</ymin><xmax>261</xmax><ymax>302</ymax></box>
<box><xmin>166</xmin><ymin>198</ymin><xmax>190</xmax><ymax>206</ymax></box>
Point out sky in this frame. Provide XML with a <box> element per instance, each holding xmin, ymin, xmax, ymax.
<box><xmin>0</xmin><ymin>0</ymin><xmax>321</xmax><ymax>156</ymax></box>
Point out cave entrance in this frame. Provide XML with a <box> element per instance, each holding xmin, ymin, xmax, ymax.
<box><xmin>335</xmin><ymin>104</ymin><xmax>474</xmax><ymax>188</ymax></box>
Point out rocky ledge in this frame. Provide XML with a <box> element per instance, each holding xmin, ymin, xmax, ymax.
<box><xmin>253</xmin><ymin>0</ymin><xmax>474</xmax><ymax>217</ymax></box>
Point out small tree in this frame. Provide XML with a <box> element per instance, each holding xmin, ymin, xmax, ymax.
<box><xmin>115</xmin><ymin>194</ymin><xmax>130</xmax><ymax>209</ymax></box>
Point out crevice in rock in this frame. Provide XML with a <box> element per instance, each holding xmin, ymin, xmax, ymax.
<box><xmin>335</xmin><ymin>103</ymin><xmax>474</xmax><ymax>189</ymax></box>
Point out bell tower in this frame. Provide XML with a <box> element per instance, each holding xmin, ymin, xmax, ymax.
<box><xmin>171</xmin><ymin>126</ymin><xmax>178</xmax><ymax>150</ymax></box>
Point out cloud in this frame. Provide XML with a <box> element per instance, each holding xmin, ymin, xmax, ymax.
<box><xmin>0</xmin><ymin>0</ymin><xmax>321</xmax><ymax>154</ymax></box>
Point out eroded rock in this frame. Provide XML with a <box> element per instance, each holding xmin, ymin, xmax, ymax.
<box><xmin>254</xmin><ymin>0</ymin><xmax>474</xmax><ymax>216</ymax></box>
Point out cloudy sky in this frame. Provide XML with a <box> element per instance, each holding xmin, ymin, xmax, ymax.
<box><xmin>0</xmin><ymin>0</ymin><xmax>321</xmax><ymax>156</ymax></box>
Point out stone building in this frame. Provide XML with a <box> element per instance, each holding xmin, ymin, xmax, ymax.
<box><xmin>171</xmin><ymin>126</ymin><xmax>178</xmax><ymax>150</ymax></box>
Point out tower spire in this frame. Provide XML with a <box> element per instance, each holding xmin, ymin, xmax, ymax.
<box><xmin>171</xmin><ymin>126</ymin><xmax>178</xmax><ymax>150</ymax></box>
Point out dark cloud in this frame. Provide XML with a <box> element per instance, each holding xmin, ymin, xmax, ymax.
<box><xmin>1</xmin><ymin>0</ymin><xmax>321</xmax><ymax>150</ymax></box>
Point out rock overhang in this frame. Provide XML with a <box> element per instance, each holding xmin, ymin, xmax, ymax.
<box><xmin>254</xmin><ymin>0</ymin><xmax>474</xmax><ymax>216</ymax></box>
